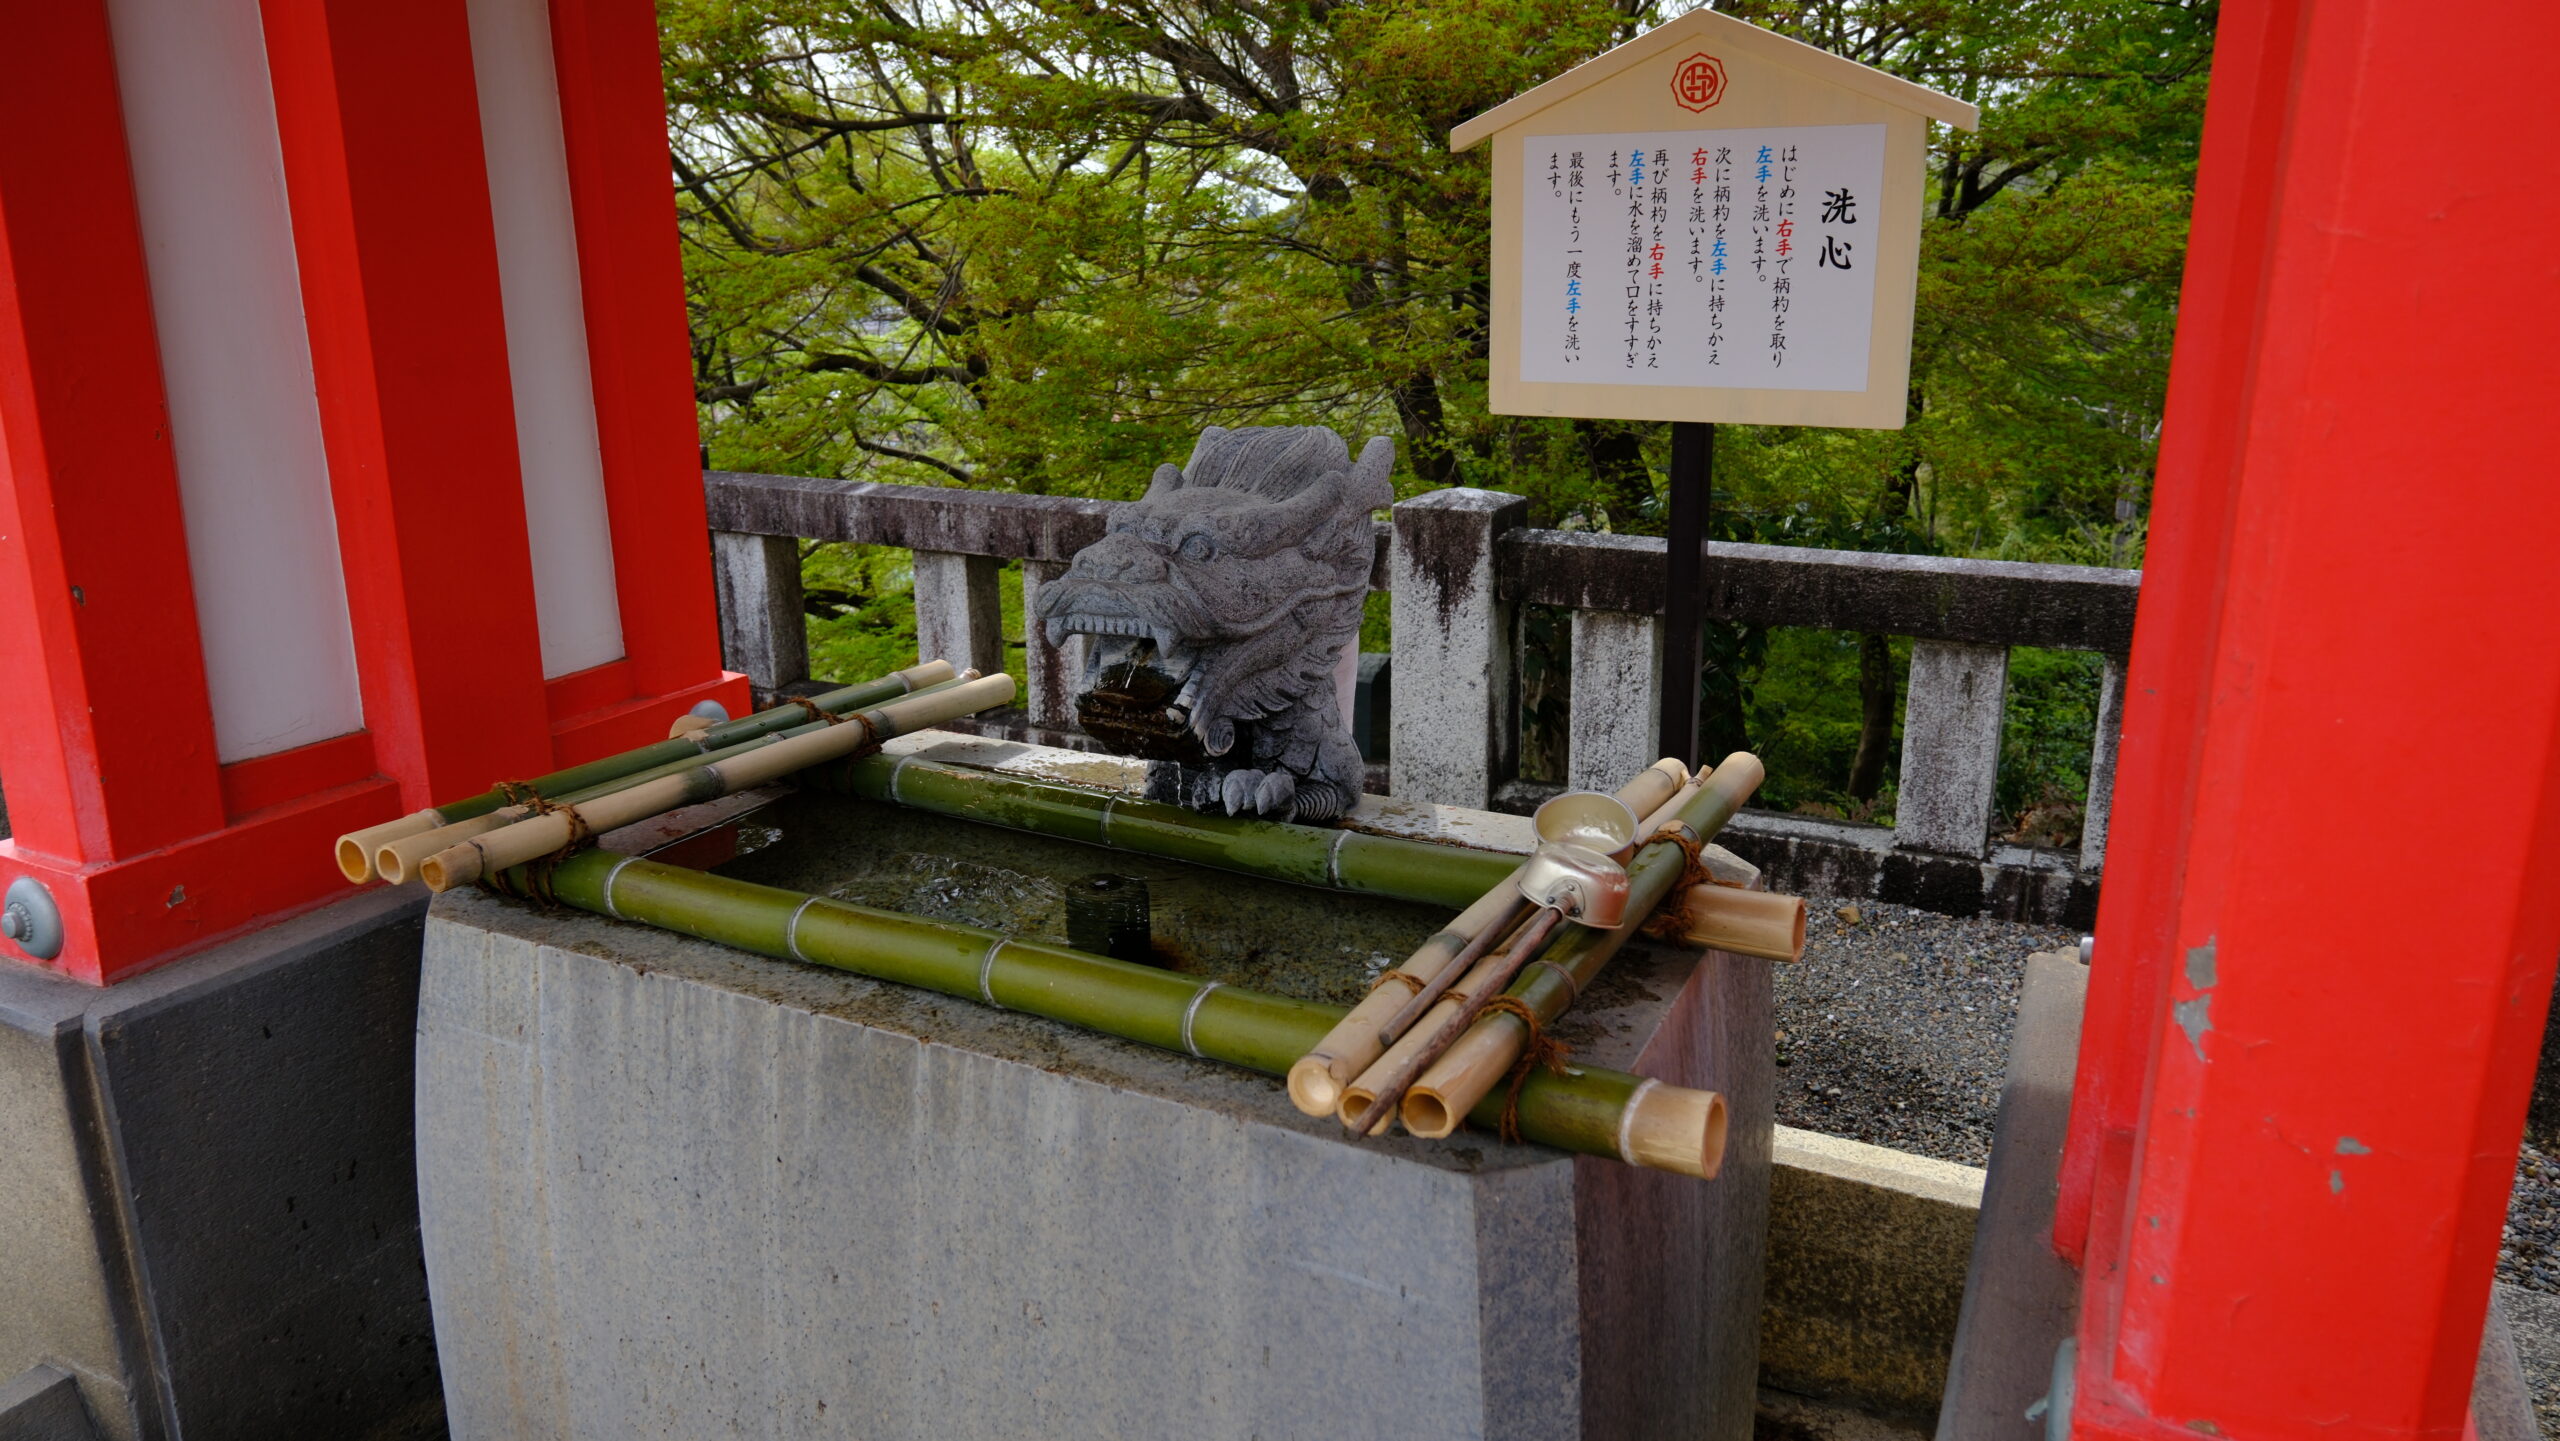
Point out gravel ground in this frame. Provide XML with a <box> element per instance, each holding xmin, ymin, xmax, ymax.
<box><xmin>1776</xmin><ymin>900</ymin><xmax>2076</xmax><ymax>1166</ymax></box>
<box><xmin>1778</xmin><ymin>900</ymin><xmax>2560</xmax><ymax>1306</ymax></box>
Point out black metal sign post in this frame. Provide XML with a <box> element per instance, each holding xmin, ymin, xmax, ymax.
<box><xmin>1659</xmin><ymin>420</ymin><xmax>1714</xmax><ymax>770</ymax></box>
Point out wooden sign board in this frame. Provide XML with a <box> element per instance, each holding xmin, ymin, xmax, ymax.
<box><xmin>1454</xmin><ymin>10</ymin><xmax>1978</xmax><ymax>430</ymax></box>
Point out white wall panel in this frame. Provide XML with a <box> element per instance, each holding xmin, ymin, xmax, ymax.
<box><xmin>467</xmin><ymin>0</ymin><xmax>626</xmax><ymax>679</ymax></box>
<box><xmin>107</xmin><ymin>0</ymin><xmax>364</xmax><ymax>763</ymax></box>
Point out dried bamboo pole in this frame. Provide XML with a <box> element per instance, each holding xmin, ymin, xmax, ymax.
<box><xmin>335</xmin><ymin>660</ymin><xmax>954</xmax><ymax>881</ymax></box>
<box><xmin>1664</xmin><ymin>884</ymin><xmax>1806</xmax><ymax>963</ymax></box>
<box><xmin>414</xmin><ymin>675</ymin><xmax>1016</xmax><ymax>892</ymax></box>
<box><xmin>509</xmin><ymin>848</ymin><xmax>1726</xmax><ymax>1179</ymax></box>
<box><xmin>1400</xmin><ymin>754</ymin><xmax>1767</xmax><ymax>1139</ymax></box>
<box><xmin>373</xmin><ymin>673</ymin><xmax>976</xmax><ymax>885</ymax></box>
<box><xmin>1283</xmin><ymin>759</ymin><xmax>1688</xmax><ymax>1118</ymax></box>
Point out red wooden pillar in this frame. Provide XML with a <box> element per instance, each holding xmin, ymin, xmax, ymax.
<box><xmin>2060</xmin><ymin>2</ymin><xmax>2560</xmax><ymax>1435</ymax></box>
<box><xmin>0</xmin><ymin>0</ymin><xmax>741</xmax><ymax>985</ymax></box>
<box><xmin>548</xmin><ymin>0</ymin><xmax>728</xmax><ymax>724</ymax></box>
<box><xmin>0</xmin><ymin>0</ymin><xmax>401</xmax><ymax>983</ymax></box>
<box><xmin>259</xmin><ymin>0</ymin><xmax>558</xmax><ymax>807</ymax></box>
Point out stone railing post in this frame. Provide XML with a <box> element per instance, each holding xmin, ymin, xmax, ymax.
<box><xmin>911</xmin><ymin>550</ymin><xmax>1007</xmax><ymax>680</ymax></box>
<box><xmin>1019</xmin><ymin>560</ymin><xmax>1081</xmax><ymax>729</ymax></box>
<box><xmin>2079</xmin><ymin>655</ymin><xmax>2128</xmax><ymax>871</ymax></box>
<box><xmin>1568</xmin><ymin>609</ymin><xmax>1663</xmax><ymax>791</ymax></box>
<box><xmin>710</xmin><ymin>531</ymin><xmax>808</xmax><ymax>696</ymax></box>
<box><xmin>1390</xmin><ymin>488</ymin><xmax>1526</xmax><ymax>807</ymax></box>
<box><xmin>1893</xmin><ymin>639</ymin><xmax>2010</xmax><ymax>857</ymax></box>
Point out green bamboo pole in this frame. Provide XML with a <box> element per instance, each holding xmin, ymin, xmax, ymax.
<box><xmin>373</xmin><ymin>674</ymin><xmax>974</xmax><ymax>884</ymax></box>
<box><xmin>505</xmin><ymin>848</ymin><xmax>1723</xmax><ymax>1178</ymax></box>
<box><xmin>810</xmin><ymin>754</ymin><xmax>1523</xmax><ymax>911</ymax></box>
<box><xmin>1399</xmin><ymin>753</ymin><xmax>1767</xmax><ymax>1139</ymax></box>
<box><xmin>337</xmin><ymin>660</ymin><xmax>956</xmax><ymax>882</ymax></box>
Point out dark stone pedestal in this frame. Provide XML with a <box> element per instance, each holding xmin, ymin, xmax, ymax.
<box><xmin>0</xmin><ymin>889</ymin><xmax>442</xmax><ymax>1441</ymax></box>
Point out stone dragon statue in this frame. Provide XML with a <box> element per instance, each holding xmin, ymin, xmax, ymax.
<box><xmin>1034</xmin><ymin>426</ymin><xmax>1393</xmax><ymax>822</ymax></box>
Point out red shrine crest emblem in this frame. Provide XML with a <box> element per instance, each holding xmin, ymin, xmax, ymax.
<box><xmin>1672</xmin><ymin>52</ymin><xmax>1727</xmax><ymax>112</ymax></box>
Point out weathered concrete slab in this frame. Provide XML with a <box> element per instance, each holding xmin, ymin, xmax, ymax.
<box><xmin>1762</xmin><ymin>1129</ymin><xmax>1983</xmax><ymax>1424</ymax></box>
<box><xmin>0</xmin><ymin>887</ymin><xmax>440</xmax><ymax>1441</ymax></box>
<box><xmin>1936</xmin><ymin>949</ymin><xmax>2085</xmax><ymax>1441</ymax></box>
<box><xmin>417</xmin><ymin>784</ymin><xmax>1771</xmax><ymax>1441</ymax></box>
<box><xmin>0</xmin><ymin>1368</ymin><xmax>99</xmax><ymax>1441</ymax></box>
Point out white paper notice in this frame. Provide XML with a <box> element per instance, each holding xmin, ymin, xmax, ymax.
<box><xmin>1520</xmin><ymin>124</ymin><xmax>1885</xmax><ymax>391</ymax></box>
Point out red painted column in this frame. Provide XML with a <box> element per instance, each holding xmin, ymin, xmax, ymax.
<box><xmin>547</xmin><ymin>0</ymin><xmax>725</xmax><ymax>709</ymax></box>
<box><xmin>2064</xmin><ymin>2</ymin><xmax>2560</xmax><ymax>1435</ymax></box>
<box><xmin>2053</xmin><ymin>0</ymin><xmax>2309</xmax><ymax>1269</ymax></box>
<box><xmin>0</xmin><ymin>0</ymin><xmax>227</xmax><ymax>866</ymax></box>
<box><xmin>259</xmin><ymin>0</ymin><xmax>556</xmax><ymax>809</ymax></box>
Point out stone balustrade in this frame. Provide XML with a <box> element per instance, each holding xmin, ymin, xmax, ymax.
<box><xmin>705</xmin><ymin>471</ymin><xmax>2138</xmax><ymax>925</ymax></box>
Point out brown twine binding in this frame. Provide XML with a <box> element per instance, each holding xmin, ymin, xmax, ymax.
<box><xmin>1638</xmin><ymin>822</ymin><xmax>1744</xmax><ymax>942</ymax></box>
<box><xmin>1368</xmin><ymin>970</ymin><xmax>1425</xmax><ymax>996</ymax></box>
<box><xmin>788</xmin><ymin>697</ymin><xmax>846</xmax><ymax>726</ymax></box>
<box><xmin>477</xmin><ymin>786</ymin><xmax>592</xmax><ymax>908</ymax></box>
<box><xmin>1489</xmin><ymin>996</ymin><xmax>1574</xmax><ymax>1144</ymax></box>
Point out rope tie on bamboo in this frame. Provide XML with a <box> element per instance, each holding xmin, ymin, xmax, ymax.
<box><xmin>787</xmin><ymin>697</ymin><xmax>847</xmax><ymax>726</ymax></box>
<box><xmin>1489</xmin><ymin>996</ymin><xmax>1575</xmax><ymax>1144</ymax></box>
<box><xmin>478</xmin><ymin>787</ymin><xmax>592</xmax><ymax>905</ymax></box>
<box><xmin>1367</xmin><ymin>970</ymin><xmax>1425</xmax><ymax>996</ymax></box>
<box><xmin>1637</xmin><ymin>821</ymin><xmax>1735</xmax><ymax>942</ymax></box>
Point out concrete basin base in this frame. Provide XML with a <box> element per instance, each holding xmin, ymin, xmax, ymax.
<box><xmin>414</xmin><ymin>752</ymin><xmax>1771</xmax><ymax>1441</ymax></box>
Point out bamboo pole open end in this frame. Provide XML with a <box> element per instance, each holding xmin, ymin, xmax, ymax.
<box><xmin>1400</xmin><ymin>1088</ymin><xmax>1459</xmax><ymax>1140</ymax></box>
<box><xmin>1336</xmin><ymin>1085</ymin><xmax>1381</xmax><ymax>1132</ymax></box>
<box><xmin>335</xmin><ymin>812</ymin><xmax>440</xmax><ymax>883</ymax></box>
<box><xmin>378</xmin><ymin>811</ymin><xmax>514</xmax><ymax>887</ymax></box>
<box><xmin>1674</xmin><ymin>887</ymin><xmax>1808</xmax><ymax>963</ymax></box>
<box><xmin>1626</xmin><ymin>1084</ymin><xmax>1728</xmax><ymax>1180</ymax></box>
<box><xmin>1287</xmin><ymin>1055</ymin><xmax>1344</xmax><ymax>1117</ymax></box>
<box><xmin>416</xmin><ymin>844</ymin><xmax>483</xmax><ymax>894</ymax></box>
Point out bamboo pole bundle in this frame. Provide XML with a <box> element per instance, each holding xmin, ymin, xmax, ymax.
<box><xmin>1399</xmin><ymin>754</ymin><xmax>1767</xmax><ymax>1139</ymax></box>
<box><xmin>414</xmin><ymin>674</ymin><xmax>1016</xmax><ymax>892</ymax></box>
<box><xmin>373</xmin><ymin>672</ymin><xmax>974</xmax><ymax>885</ymax></box>
<box><xmin>335</xmin><ymin>660</ymin><xmax>955</xmax><ymax>882</ymax></box>
<box><xmin>1332</xmin><ymin>772</ymin><xmax>1711</xmax><ymax>1132</ymax></box>
<box><xmin>508</xmin><ymin>847</ymin><xmax>1727</xmax><ymax>1179</ymax></box>
<box><xmin>1283</xmin><ymin>759</ymin><xmax>1688</xmax><ymax>1118</ymax></box>
<box><xmin>1663</xmin><ymin>884</ymin><xmax>1806</xmax><ymax>963</ymax></box>
<box><xmin>811</xmin><ymin>754</ymin><xmax>1530</xmax><ymax>912</ymax></box>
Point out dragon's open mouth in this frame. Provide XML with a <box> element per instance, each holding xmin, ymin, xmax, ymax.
<box><xmin>1046</xmin><ymin>607</ymin><xmax>1215</xmax><ymax>760</ymax></box>
<box><xmin>1049</xmin><ymin>609</ymin><xmax>1206</xmax><ymax>717</ymax></box>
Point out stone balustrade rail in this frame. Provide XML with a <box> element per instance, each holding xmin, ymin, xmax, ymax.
<box><xmin>706</xmin><ymin>471</ymin><xmax>2138</xmax><ymax>925</ymax></box>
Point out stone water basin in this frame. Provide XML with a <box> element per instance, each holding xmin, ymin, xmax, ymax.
<box><xmin>414</xmin><ymin>732</ymin><xmax>1774</xmax><ymax>1441</ymax></box>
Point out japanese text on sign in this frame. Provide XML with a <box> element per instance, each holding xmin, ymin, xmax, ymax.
<box><xmin>1521</xmin><ymin>122</ymin><xmax>1884</xmax><ymax>392</ymax></box>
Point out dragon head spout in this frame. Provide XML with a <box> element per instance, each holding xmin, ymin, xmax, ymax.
<box><xmin>1035</xmin><ymin>426</ymin><xmax>1393</xmax><ymax>819</ymax></box>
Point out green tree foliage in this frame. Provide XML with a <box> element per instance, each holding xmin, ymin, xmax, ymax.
<box><xmin>665</xmin><ymin>0</ymin><xmax>2211</xmax><ymax>827</ymax></box>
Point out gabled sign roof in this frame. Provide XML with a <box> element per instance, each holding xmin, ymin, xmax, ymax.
<box><xmin>1451</xmin><ymin>7</ymin><xmax>1979</xmax><ymax>153</ymax></box>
